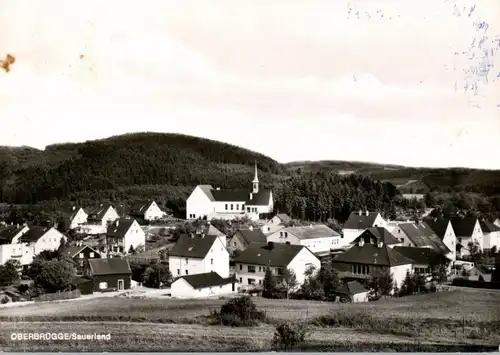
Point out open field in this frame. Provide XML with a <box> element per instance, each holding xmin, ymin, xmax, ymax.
<box><xmin>0</xmin><ymin>288</ymin><xmax>499</xmax><ymax>351</ymax></box>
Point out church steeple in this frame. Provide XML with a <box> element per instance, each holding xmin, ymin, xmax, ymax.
<box><xmin>252</xmin><ymin>162</ymin><xmax>259</xmax><ymax>194</ymax></box>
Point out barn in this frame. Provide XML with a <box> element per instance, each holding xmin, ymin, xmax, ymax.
<box><xmin>171</xmin><ymin>271</ymin><xmax>238</xmax><ymax>298</ymax></box>
<box><xmin>86</xmin><ymin>258</ymin><xmax>132</xmax><ymax>292</ymax></box>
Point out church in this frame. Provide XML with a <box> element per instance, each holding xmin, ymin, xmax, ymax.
<box><xmin>185</xmin><ymin>164</ymin><xmax>274</xmax><ymax>221</ymax></box>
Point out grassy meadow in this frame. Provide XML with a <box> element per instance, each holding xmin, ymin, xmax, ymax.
<box><xmin>0</xmin><ymin>288</ymin><xmax>499</xmax><ymax>351</ymax></box>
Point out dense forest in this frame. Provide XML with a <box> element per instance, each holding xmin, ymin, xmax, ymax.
<box><xmin>1</xmin><ymin>132</ymin><xmax>499</xmax><ymax>224</ymax></box>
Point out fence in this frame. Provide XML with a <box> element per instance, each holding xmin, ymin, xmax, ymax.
<box><xmin>35</xmin><ymin>289</ymin><xmax>82</xmax><ymax>302</ymax></box>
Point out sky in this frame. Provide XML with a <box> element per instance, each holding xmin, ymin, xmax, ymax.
<box><xmin>1</xmin><ymin>0</ymin><xmax>499</xmax><ymax>169</ymax></box>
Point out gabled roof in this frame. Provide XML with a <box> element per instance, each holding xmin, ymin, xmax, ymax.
<box><xmin>392</xmin><ymin>246</ymin><xmax>448</xmax><ymax>266</ymax></box>
<box><xmin>67</xmin><ymin>206</ymin><xmax>87</xmax><ymax>221</ymax></box>
<box><xmin>208</xmin><ymin>188</ymin><xmax>272</xmax><ymax>206</ymax></box>
<box><xmin>0</xmin><ymin>225</ymin><xmax>27</xmax><ymax>244</ymax></box>
<box><xmin>336</xmin><ymin>280</ymin><xmax>368</xmax><ymax>296</ymax></box>
<box><xmin>176</xmin><ymin>271</ymin><xmax>236</xmax><ymax>289</ymax></box>
<box><xmin>343</xmin><ymin>211</ymin><xmax>380</xmax><ymax>230</ymax></box>
<box><xmin>89</xmin><ymin>258</ymin><xmax>131</xmax><ymax>276</ymax></box>
<box><xmin>169</xmin><ymin>234</ymin><xmax>219</xmax><ymax>258</ymax></box>
<box><xmin>87</xmin><ymin>203</ymin><xmax>115</xmax><ymax>221</ymax></box>
<box><xmin>197</xmin><ymin>185</ymin><xmax>215</xmax><ymax>201</ymax></box>
<box><xmin>285</xmin><ymin>225</ymin><xmax>340</xmax><ymax>240</ymax></box>
<box><xmin>19</xmin><ymin>226</ymin><xmax>51</xmax><ymax>243</ymax></box>
<box><xmin>106</xmin><ymin>218</ymin><xmax>136</xmax><ymax>238</ymax></box>
<box><xmin>354</xmin><ymin>227</ymin><xmax>400</xmax><ymax>245</ymax></box>
<box><xmin>275</xmin><ymin>214</ymin><xmax>292</xmax><ymax>223</ymax></box>
<box><xmin>479</xmin><ymin>220</ymin><xmax>500</xmax><ymax>233</ymax></box>
<box><xmin>234</xmin><ymin>228</ymin><xmax>267</xmax><ymax>245</ymax></box>
<box><xmin>398</xmin><ymin>222</ymin><xmax>451</xmax><ymax>255</ymax></box>
<box><xmin>424</xmin><ymin>218</ymin><xmax>450</xmax><ymax>240</ymax></box>
<box><xmin>129</xmin><ymin>201</ymin><xmax>156</xmax><ymax>217</ymax></box>
<box><xmin>332</xmin><ymin>243</ymin><xmax>413</xmax><ymax>267</ymax></box>
<box><xmin>233</xmin><ymin>243</ymin><xmax>310</xmax><ymax>267</ymax></box>
<box><xmin>449</xmin><ymin>216</ymin><xmax>478</xmax><ymax>237</ymax></box>
<box><xmin>62</xmin><ymin>245</ymin><xmax>100</xmax><ymax>258</ymax></box>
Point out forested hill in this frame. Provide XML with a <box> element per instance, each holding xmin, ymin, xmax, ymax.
<box><xmin>0</xmin><ymin>133</ymin><xmax>284</xmax><ymax>204</ymax></box>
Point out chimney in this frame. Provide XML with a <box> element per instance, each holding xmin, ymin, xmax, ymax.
<box><xmin>249</xmin><ymin>225</ymin><xmax>253</xmax><ymax>231</ymax></box>
<box><xmin>365</xmin><ymin>210</ymin><xmax>369</xmax><ymax>216</ymax></box>
<box><xmin>358</xmin><ymin>238</ymin><xmax>365</xmax><ymax>247</ymax></box>
<box><xmin>267</xmin><ymin>241</ymin><xmax>275</xmax><ymax>249</ymax></box>
<box><xmin>377</xmin><ymin>241</ymin><xmax>384</xmax><ymax>248</ymax></box>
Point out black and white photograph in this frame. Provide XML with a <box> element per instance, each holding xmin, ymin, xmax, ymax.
<box><xmin>0</xmin><ymin>0</ymin><xmax>499</xmax><ymax>352</ymax></box>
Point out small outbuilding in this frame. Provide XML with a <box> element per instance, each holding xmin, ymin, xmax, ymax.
<box><xmin>336</xmin><ymin>280</ymin><xmax>369</xmax><ymax>303</ymax></box>
<box><xmin>86</xmin><ymin>258</ymin><xmax>132</xmax><ymax>292</ymax></box>
<box><xmin>170</xmin><ymin>271</ymin><xmax>238</xmax><ymax>298</ymax></box>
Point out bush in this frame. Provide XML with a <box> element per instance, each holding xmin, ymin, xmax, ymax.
<box><xmin>272</xmin><ymin>322</ymin><xmax>310</xmax><ymax>351</ymax></box>
<box><xmin>142</xmin><ymin>263</ymin><xmax>172</xmax><ymax>288</ymax></box>
<box><xmin>213</xmin><ymin>296</ymin><xmax>265</xmax><ymax>327</ymax></box>
<box><xmin>0</xmin><ymin>296</ymin><xmax>9</xmax><ymax>304</ymax></box>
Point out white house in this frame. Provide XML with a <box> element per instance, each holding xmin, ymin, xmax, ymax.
<box><xmin>228</xmin><ymin>226</ymin><xmax>267</xmax><ymax>255</ymax></box>
<box><xmin>186</xmin><ymin>164</ymin><xmax>273</xmax><ymax>221</ymax></box>
<box><xmin>266</xmin><ymin>224</ymin><xmax>342</xmax><ymax>253</ymax></box>
<box><xmin>129</xmin><ymin>200</ymin><xmax>165</xmax><ymax>221</ymax></box>
<box><xmin>480</xmin><ymin>219</ymin><xmax>500</xmax><ymax>251</ymax></box>
<box><xmin>449</xmin><ymin>216</ymin><xmax>484</xmax><ymax>256</ymax></box>
<box><xmin>261</xmin><ymin>214</ymin><xmax>291</xmax><ymax>235</ymax></box>
<box><xmin>342</xmin><ymin>210</ymin><xmax>387</xmax><ymax>245</ymax></box>
<box><xmin>170</xmin><ymin>271</ymin><xmax>238</xmax><ymax>298</ymax></box>
<box><xmin>0</xmin><ymin>224</ymin><xmax>29</xmax><ymax>244</ymax></box>
<box><xmin>169</xmin><ymin>226</ymin><xmax>229</xmax><ymax>278</ymax></box>
<box><xmin>425</xmin><ymin>218</ymin><xmax>457</xmax><ymax>262</ymax></box>
<box><xmin>68</xmin><ymin>206</ymin><xmax>88</xmax><ymax>230</ymax></box>
<box><xmin>233</xmin><ymin>242</ymin><xmax>321</xmax><ymax>290</ymax></box>
<box><xmin>80</xmin><ymin>203</ymin><xmax>120</xmax><ymax>235</ymax></box>
<box><xmin>106</xmin><ymin>217</ymin><xmax>145</xmax><ymax>255</ymax></box>
<box><xmin>492</xmin><ymin>217</ymin><xmax>500</xmax><ymax>228</ymax></box>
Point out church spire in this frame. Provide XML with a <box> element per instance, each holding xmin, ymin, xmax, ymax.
<box><xmin>252</xmin><ymin>161</ymin><xmax>259</xmax><ymax>193</ymax></box>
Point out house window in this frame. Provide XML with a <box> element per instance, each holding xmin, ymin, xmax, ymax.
<box><xmin>225</xmin><ymin>204</ymin><xmax>228</xmax><ymax>210</ymax></box>
<box><xmin>231</xmin><ymin>204</ymin><xmax>234</xmax><ymax>210</ymax></box>
<box><xmin>239</xmin><ymin>277</ymin><xmax>242</xmax><ymax>283</ymax></box>
<box><xmin>285</xmin><ymin>241</ymin><xmax>290</xmax><ymax>245</ymax></box>
<box><xmin>211</xmin><ymin>258</ymin><xmax>213</xmax><ymax>265</ymax></box>
<box><xmin>185</xmin><ymin>258</ymin><xmax>188</xmax><ymax>264</ymax></box>
<box><xmin>284</xmin><ymin>232</ymin><xmax>288</xmax><ymax>238</ymax></box>
<box><xmin>276</xmin><ymin>268</ymin><xmax>283</xmax><ymax>276</ymax></box>
<box><xmin>248</xmin><ymin>265</ymin><xmax>256</xmax><ymax>273</ymax></box>
<box><xmin>236</xmin><ymin>204</ymin><xmax>239</xmax><ymax>210</ymax></box>
<box><xmin>280</xmin><ymin>232</ymin><xmax>283</xmax><ymax>237</ymax></box>
<box><xmin>258</xmin><ymin>266</ymin><xmax>262</xmax><ymax>272</ymax></box>
<box><xmin>248</xmin><ymin>278</ymin><xmax>256</xmax><ymax>285</ymax></box>
<box><xmin>267</xmin><ymin>227</ymin><xmax>270</xmax><ymax>232</ymax></box>
<box><xmin>90</xmin><ymin>252</ymin><xmax>94</xmax><ymax>258</ymax></box>
<box><xmin>247</xmin><ymin>207</ymin><xmax>251</xmax><ymax>212</ymax></box>
<box><xmin>79</xmin><ymin>253</ymin><xmax>84</xmax><ymax>259</ymax></box>
<box><xmin>239</xmin><ymin>264</ymin><xmax>242</xmax><ymax>270</ymax></box>
<box><xmin>185</xmin><ymin>270</ymin><xmax>189</xmax><ymax>275</ymax></box>
<box><xmin>177</xmin><ymin>269</ymin><xmax>180</xmax><ymax>275</ymax></box>
<box><xmin>99</xmin><ymin>282</ymin><xmax>108</xmax><ymax>290</ymax></box>
<box><xmin>258</xmin><ymin>280</ymin><xmax>262</xmax><ymax>285</ymax></box>
<box><xmin>233</xmin><ymin>242</ymin><xmax>236</xmax><ymax>247</ymax></box>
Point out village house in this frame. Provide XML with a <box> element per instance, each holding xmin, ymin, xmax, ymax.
<box><xmin>85</xmin><ymin>258</ymin><xmax>132</xmax><ymax>292</ymax></box>
<box><xmin>0</xmin><ymin>223</ymin><xmax>29</xmax><ymax>245</ymax></box>
<box><xmin>390</xmin><ymin>222</ymin><xmax>453</xmax><ymax>260</ymax></box>
<box><xmin>62</xmin><ymin>243</ymin><xmax>101</xmax><ymax>272</ymax></box>
<box><xmin>67</xmin><ymin>206</ymin><xmax>88</xmax><ymax>230</ymax></box>
<box><xmin>342</xmin><ymin>210</ymin><xmax>387</xmax><ymax>245</ymax></box>
<box><xmin>335</xmin><ymin>280</ymin><xmax>369</xmax><ymax>303</ymax></box>
<box><xmin>168</xmin><ymin>226</ymin><xmax>229</xmax><ymax>278</ymax></box>
<box><xmin>331</xmin><ymin>239</ymin><xmax>413</xmax><ymax>293</ymax></box>
<box><xmin>261</xmin><ymin>213</ymin><xmax>291</xmax><ymax>235</ymax></box>
<box><xmin>449</xmin><ymin>216</ymin><xmax>484</xmax><ymax>257</ymax></box>
<box><xmin>80</xmin><ymin>203</ymin><xmax>120</xmax><ymax>235</ymax></box>
<box><xmin>228</xmin><ymin>226</ymin><xmax>267</xmax><ymax>255</ymax></box>
<box><xmin>233</xmin><ymin>242</ymin><xmax>321</xmax><ymax>290</ymax></box>
<box><xmin>392</xmin><ymin>246</ymin><xmax>450</xmax><ymax>275</ymax></box>
<box><xmin>185</xmin><ymin>164</ymin><xmax>273</xmax><ymax>221</ymax></box>
<box><xmin>479</xmin><ymin>219</ymin><xmax>500</xmax><ymax>251</ymax></box>
<box><xmin>106</xmin><ymin>217</ymin><xmax>145</xmax><ymax>255</ymax></box>
<box><xmin>351</xmin><ymin>227</ymin><xmax>403</xmax><ymax>248</ymax></box>
<box><xmin>170</xmin><ymin>271</ymin><xmax>238</xmax><ymax>298</ymax></box>
<box><xmin>129</xmin><ymin>200</ymin><xmax>165</xmax><ymax>221</ymax></box>
<box><xmin>265</xmin><ymin>224</ymin><xmax>342</xmax><ymax>253</ymax></box>
<box><xmin>20</xmin><ymin>226</ymin><xmax>66</xmax><ymax>263</ymax></box>
<box><xmin>424</xmin><ymin>217</ymin><xmax>458</xmax><ymax>262</ymax></box>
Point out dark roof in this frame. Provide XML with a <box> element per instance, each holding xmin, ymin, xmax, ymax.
<box><xmin>87</xmin><ymin>203</ymin><xmax>115</xmax><ymax>221</ymax></box>
<box><xmin>354</xmin><ymin>227</ymin><xmax>400</xmax><ymax>245</ymax></box>
<box><xmin>332</xmin><ymin>243</ymin><xmax>413</xmax><ymax>267</ymax></box>
<box><xmin>88</xmin><ymin>258</ymin><xmax>131</xmax><ymax>275</ymax></box>
<box><xmin>106</xmin><ymin>217</ymin><xmax>136</xmax><ymax>238</ymax></box>
<box><xmin>449</xmin><ymin>217</ymin><xmax>478</xmax><ymax>237</ymax></box>
<box><xmin>480</xmin><ymin>220</ymin><xmax>500</xmax><ymax>233</ymax></box>
<box><xmin>129</xmin><ymin>201</ymin><xmax>156</xmax><ymax>217</ymax></box>
<box><xmin>286</xmin><ymin>225</ymin><xmax>340</xmax><ymax>240</ymax></box>
<box><xmin>424</xmin><ymin>218</ymin><xmax>450</xmax><ymax>240</ymax></box>
<box><xmin>392</xmin><ymin>246</ymin><xmax>448</xmax><ymax>266</ymax></box>
<box><xmin>233</xmin><ymin>243</ymin><xmax>310</xmax><ymax>267</ymax></box>
<box><xmin>169</xmin><ymin>234</ymin><xmax>219</xmax><ymax>258</ymax></box>
<box><xmin>177</xmin><ymin>272</ymin><xmax>235</xmax><ymax>289</ymax></box>
<box><xmin>19</xmin><ymin>226</ymin><xmax>50</xmax><ymax>243</ymax></box>
<box><xmin>276</xmin><ymin>214</ymin><xmax>292</xmax><ymax>223</ymax></box>
<box><xmin>336</xmin><ymin>280</ymin><xmax>368</xmax><ymax>296</ymax></box>
<box><xmin>67</xmin><ymin>206</ymin><xmax>86</xmax><ymax>221</ymax></box>
<box><xmin>234</xmin><ymin>228</ymin><xmax>267</xmax><ymax>244</ymax></box>
<box><xmin>398</xmin><ymin>222</ymin><xmax>451</xmax><ymax>254</ymax></box>
<box><xmin>209</xmin><ymin>188</ymin><xmax>272</xmax><ymax>206</ymax></box>
<box><xmin>343</xmin><ymin>211</ymin><xmax>380</xmax><ymax>229</ymax></box>
<box><xmin>62</xmin><ymin>245</ymin><xmax>100</xmax><ymax>258</ymax></box>
<box><xmin>0</xmin><ymin>225</ymin><xmax>26</xmax><ymax>243</ymax></box>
